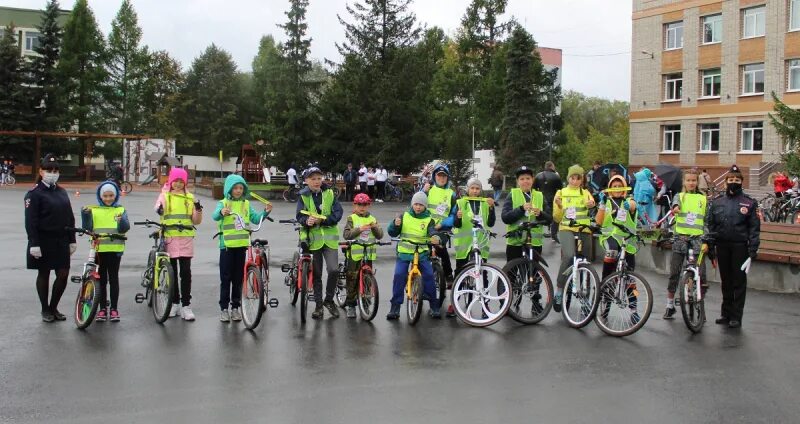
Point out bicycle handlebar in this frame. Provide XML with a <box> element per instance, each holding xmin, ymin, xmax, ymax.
<box><xmin>65</xmin><ymin>227</ymin><xmax>127</xmax><ymax>241</ymax></box>
<box><xmin>339</xmin><ymin>240</ymin><xmax>393</xmax><ymax>248</ymax></box>
<box><xmin>133</xmin><ymin>219</ymin><xmax>195</xmax><ymax>231</ymax></box>
<box><xmin>565</xmin><ymin>219</ymin><xmax>600</xmax><ymax>233</ymax></box>
<box><xmin>503</xmin><ymin>219</ymin><xmax>550</xmax><ymax>238</ymax></box>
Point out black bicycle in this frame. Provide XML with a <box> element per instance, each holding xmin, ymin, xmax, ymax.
<box><xmin>502</xmin><ymin>219</ymin><xmax>555</xmax><ymax>325</ymax></box>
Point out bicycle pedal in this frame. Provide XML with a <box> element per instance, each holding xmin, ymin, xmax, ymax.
<box><xmin>70</xmin><ymin>276</ymin><xmax>82</xmax><ymax>284</ymax></box>
<box><xmin>281</xmin><ymin>264</ymin><xmax>292</xmax><ymax>272</ymax></box>
<box><xmin>268</xmin><ymin>298</ymin><xmax>279</xmax><ymax>308</ymax></box>
<box><xmin>134</xmin><ymin>293</ymin><xmax>145</xmax><ymax>304</ymax></box>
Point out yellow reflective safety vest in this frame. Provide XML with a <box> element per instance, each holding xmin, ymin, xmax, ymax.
<box><xmin>454</xmin><ymin>198</ymin><xmax>491</xmax><ymax>260</ymax></box>
<box><xmin>91</xmin><ymin>206</ymin><xmax>125</xmax><ymax>253</ymax></box>
<box><xmin>221</xmin><ymin>198</ymin><xmax>251</xmax><ymax>248</ymax></box>
<box><xmin>347</xmin><ymin>214</ymin><xmax>377</xmax><ymax>261</ymax></box>
<box><xmin>675</xmin><ymin>192</ymin><xmax>706</xmax><ymax>236</ymax></box>
<box><xmin>557</xmin><ymin>186</ymin><xmax>591</xmax><ymax>231</ymax></box>
<box><xmin>600</xmin><ymin>197</ymin><xmax>638</xmax><ymax>254</ymax></box>
<box><xmin>162</xmin><ymin>192</ymin><xmax>196</xmax><ymax>238</ymax></box>
<box><xmin>506</xmin><ymin>188</ymin><xmax>544</xmax><ymax>247</ymax></box>
<box><xmin>427</xmin><ymin>186</ymin><xmax>454</xmax><ymax>224</ymax></box>
<box><xmin>397</xmin><ymin>212</ymin><xmax>432</xmax><ymax>255</ymax></box>
<box><xmin>301</xmin><ymin>189</ymin><xmax>338</xmax><ymax>250</ymax></box>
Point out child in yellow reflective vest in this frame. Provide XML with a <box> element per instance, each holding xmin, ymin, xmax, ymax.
<box><xmin>212</xmin><ymin>174</ymin><xmax>271</xmax><ymax>323</ymax></box>
<box><xmin>341</xmin><ymin>193</ymin><xmax>384</xmax><ymax>318</ymax></box>
<box><xmin>80</xmin><ymin>181</ymin><xmax>129</xmax><ymax>322</ymax></box>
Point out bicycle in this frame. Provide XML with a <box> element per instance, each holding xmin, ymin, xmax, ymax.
<box><xmin>677</xmin><ymin>235</ymin><xmax>714</xmax><ymax>333</ymax></box>
<box><xmin>502</xmin><ymin>219</ymin><xmax>555</xmax><ymax>325</ymax></box>
<box><xmin>215</xmin><ymin>213</ymin><xmax>279</xmax><ymax>330</ymax></box>
<box><xmin>594</xmin><ymin>222</ymin><xmax>653</xmax><ymax>337</ymax></box>
<box><xmin>451</xmin><ymin>218</ymin><xmax>512</xmax><ymax>327</ymax></box>
<box><xmin>66</xmin><ymin>227</ymin><xmax>127</xmax><ymax>329</ymax></box>
<box><xmin>282</xmin><ymin>184</ymin><xmax>300</xmax><ymax>203</ymax></box>
<box><xmin>384</xmin><ymin>181</ymin><xmax>405</xmax><ymax>202</ymax></box>
<box><xmin>391</xmin><ymin>237</ymin><xmax>441</xmax><ymax>325</ymax></box>
<box><xmin>560</xmin><ymin>220</ymin><xmax>602</xmax><ymax>328</ymax></box>
<box><xmin>132</xmin><ymin>219</ymin><xmax>193</xmax><ymax>323</ymax></box>
<box><xmin>279</xmin><ymin>217</ymin><xmax>315</xmax><ymax>323</ymax></box>
<box><xmin>429</xmin><ymin>231</ymin><xmax>450</xmax><ymax>312</ymax></box>
<box><xmin>338</xmin><ymin>240</ymin><xmax>392</xmax><ymax>321</ymax></box>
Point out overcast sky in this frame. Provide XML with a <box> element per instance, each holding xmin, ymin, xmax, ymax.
<box><xmin>6</xmin><ymin>0</ymin><xmax>633</xmax><ymax>101</ymax></box>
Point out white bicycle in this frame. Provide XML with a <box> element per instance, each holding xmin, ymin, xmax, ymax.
<box><xmin>560</xmin><ymin>220</ymin><xmax>602</xmax><ymax>328</ymax></box>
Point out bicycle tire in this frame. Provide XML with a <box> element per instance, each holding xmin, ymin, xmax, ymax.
<box><xmin>334</xmin><ymin>262</ymin><xmax>347</xmax><ymax>308</ymax></box>
<box><xmin>152</xmin><ymin>257</ymin><xmax>174</xmax><ymax>324</ymax></box>
<box><xmin>74</xmin><ymin>278</ymin><xmax>99</xmax><ymax>329</ymax></box>
<box><xmin>562</xmin><ymin>263</ymin><xmax>600</xmax><ymax>328</ymax></box>
<box><xmin>242</xmin><ymin>265</ymin><xmax>265</xmax><ymax>330</ymax></box>
<box><xmin>260</xmin><ymin>252</ymin><xmax>270</xmax><ymax>311</ymax></box>
<box><xmin>502</xmin><ymin>258</ymin><xmax>554</xmax><ymax>325</ymax></box>
<box><xmin>678</xmin><ymin>271</ymin><xmax>704</xmax><ymax>333</ymax></box>
<box><xmin>300</xmin><ymin>260</ymin><xmax>310</xmax><ymax>324</ymax></box>
<box><xmin>451</xmin><ymin>263</ymin><xmax>512</xmax><ymax>327</ymax></box>
<box><xmin>121</xmin><ymin>181</ymin><xmax>133</xmax><ymax>194</ymax></box>
<box><xmin>432</xmin><ymin>261</ymin><xmax>447</xmax><ymax>309</ymax></box>
<box><xmin>358</xmin><ymin>271</ymin><xmax>379</xmax><ymax>321</ymax></box>
<box><xmin>595</xmin><ymin>271</ymin><xmax>653</xmax><ymax>337</ymax></box>
<box><xmin>289</xmin><ymin>252</ymin><xmax>300</xmax><ymax>306</ymax></box>
<box><xmin>6</xmin><ymin>175</ymin><xmax>15</xmax><ymax>185</ymax></box>
<box><xmin>407</xmin><ymin>274</ymin><xmax>423</xmax><ymax>325</ymax></box>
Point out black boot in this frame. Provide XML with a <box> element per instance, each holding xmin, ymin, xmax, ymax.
<box><xmin>386</xmin><ymin>303</ymin><xmax>400</xmax><ymax>320</ymax></box>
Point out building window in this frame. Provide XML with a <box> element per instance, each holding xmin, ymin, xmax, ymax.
<box><xmin>742</xmin><ymin>63</ymin><xmax>765</xmax><ymax>94</ymax></box>
<box><xmin>790</xmin><ymin>59</ymin><xmax>800</xmax><ymax>91</ymax></box>
<box><xmin>740</xmin><ymin>122</ymin><xmax>763</xmax><ymax>152</ymax></box>
<box><xmin>701</xmin><ymin>68</ymin><xmax>722</xmax><ymax>97</ymax></box>
<box><xmin>699</xmin><ymin>124</ymin><xmax>720</xmax><ymax>152</ymax></box>
<box><xmin>665</xmin><ymin>21</ymin><xmax>684</xmax><ymax>50</ymax></box>
<box><xmin>24</xmin><ymin>31</ymin><xmax>40</xmax><ymax>52</ymax></box>
<box><xmin>791</xmin><ymin>0</ymin><xmax>800</xmax><ymax>31</ymax></box>
<box><xmin>742</xmin><ymin>6</ymin><xmax>766</xmax><ymax>38</ymax></box>
<box><xmin>663</xmin><ymin>125</ymin><xmax>681</xmax><ymax>152</ymax></box>
<box><xmin>664</xmin><ymin>73</ymin><xmax>683</xmax><ymax>100</ymax></box>
<box><xmin>703</xmin><ymin>14</ymin><xmax>722</xmax><ymax>44</ymax></box>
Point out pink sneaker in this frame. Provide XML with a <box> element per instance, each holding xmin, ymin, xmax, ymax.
<box><xmin>110</xmin><ymin>309</ymin><xmax>120</xmax><ymax>322</ymax></box>
<box><xmin>96</xmin><ymin>309</ymin><xmax>107</xmax><ymax>322</ymax></box>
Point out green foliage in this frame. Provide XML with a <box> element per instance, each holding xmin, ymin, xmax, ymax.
<box><xmin>769</xmin><ymin>92</ymin><xmax>800</xmax><ymax>175</ymax></box>
<box><xmin>141</xmin><ymin>50</ymin><xmax>183</xmax><ymax>138</ymax></box>
<box><xmin>28</xmin><ymin>0</ymin><xmax>67</xmax><ymax>134</ymax></box>
<box><xmin>106</xmin><ymin>0</ymin><xmax>149</xmax><ymax>135</ymax></box>
<box><xmin>0</xmin><ymin>23</ymin><xmax>31</xmax><ymax>132</ymax></box>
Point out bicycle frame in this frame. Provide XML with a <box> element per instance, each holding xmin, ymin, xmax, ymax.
<box><xmin>684</xmin><ymin>246</ymin><xmax>705</xmax><ymax>303</ymax></box>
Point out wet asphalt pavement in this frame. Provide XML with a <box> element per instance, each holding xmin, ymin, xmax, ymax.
<box><xmin>1</xmin><ymin>189</ymin><xmax>799</xmax><ymax>424</ymax></box>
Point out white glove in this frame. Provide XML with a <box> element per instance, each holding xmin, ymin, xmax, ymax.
<box><xmin>740</xmin><ymin>257</ymin><xmax>752</xmax><ymax>274</ymax></box>
<box><xmin>69</xmin><ymin>243</ymin><xmax>77</xmax><ymax>255</ymax></box>
<box><xmin>29</xmin><ymin>246</ymin><xmax>42</xmax><ymax>259</ymax></box>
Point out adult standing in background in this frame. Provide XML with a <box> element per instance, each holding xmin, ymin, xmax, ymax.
<box><xmin>358</xmin><ymin>162</ymin><xmax>368</xmax><ymax>193</ymax></box>
<box><xmin>375</xmin><ymin>165</ymin><xmax>388</xmax><ymax>203</ymax></box>
<box><xmin>286</xmin><ymin>164</ymin><xmax>298</xmax><ymax>188</ymax></box>
<box><xmin>343</xmin><ymin>163</ymin><xmax>359</xmax><ymax>201</ymax></box>
<box><xmin>534</xmin><ymin>161</ymin><xmax>563</xmax><ymax>242</ymax></box>
<box><xmin>25</xmin><ymin>154</ymin><xmax>77</xmax><ymax>322</ymax></box>
<box><xmin>366</xmin><ymin>167</ymin><xmax>377</xmax><ymax>200</ymax></box>
<box><xmin>489</xmin><ymin>166</ymin><xmax>504</xmax><ymax>202</ymax></box>
<box><xmin>698</xmin><ymin>169</ymin><xmax>711</xmax><ymax>195</ymax></box>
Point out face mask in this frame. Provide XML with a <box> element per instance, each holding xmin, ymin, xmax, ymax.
<box><xmin>727</xmin><ymin>183</ymin><xmax>742</xmax><ymax>195</ymax></box>
<box><xmin>42</xmin><ymin>172</ymin><xmax>59</xmax><ymax>185</ymax></box>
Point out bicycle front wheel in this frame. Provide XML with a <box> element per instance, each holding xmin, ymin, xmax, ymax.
<box><xmin>334</xmin><ymin>262</ymin><xmax>347</xmax><ymax>308</ymax></box>
<box><xmin>678</xmin><ymin>271</ymin><xmax>704</xmax><ymax>333</ymax></box>
<box><xmin>451</xmin><ymin>263</ymin><xmax>511</xmax><ymax>327</ymax></box>
<box><xmin>121</xmin><ymin>181</ymin><xmax>133</xmax><ymax>194</ymax></box>
<box><xmin>300</xmin><ymin>260</ymin><xmax>311</xmax><ymax>324</ymax></box>
<box><xmin>407</xmin><ymin>274</ymin><xmax>423</xmax><ymax>325</ymax></box>
<box><xmin>242</xmin><ymin>265</ymin><xmax>265</xmax><ymax>330</ymax></box>
<box><xmin>288</xmin><ymin>252</ymin><xmax>299</xmax><ymax>306</ymax></box>
<box><xmin>432</xmin><ymin>261</ymin><xmax>447</xmax><ymax>310</ymax></box>
<box><xmin>74</xmin><ymin>278</ymin><xmax>99</xmax><ymax>329</ymax></box>
<box><xmin>358</xmin><ymin>271</ymin><xmax>379</xmax><ymax>321</ymax></box>
<box><xmin>562</xmin><ymin>263</ymin><xmax>600</xmax><ymax>328</ymax></box>
<box><xmin>595</xmin><ymin>271</ymin><xmax>653</xmax><ymax>337</ymax></box>
<box><xmin>152</xmin><ymin>257</ymin><xmax>174</xmax><ymax>323</ymax></box>
<box><xmin>503</xmin><ymin>258</ymin><xmax>554</xmax><ymax>325</ymax></box>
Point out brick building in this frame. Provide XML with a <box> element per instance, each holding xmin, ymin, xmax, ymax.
<box><xmin>629</xmin><ymin>0</ymin><xmax>800</xmax><ymax>185</ymax></box>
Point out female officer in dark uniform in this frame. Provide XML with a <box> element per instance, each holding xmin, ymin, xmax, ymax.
<box><xmin>707</xmin><ymin>165</ymin><xmax>760</xmax><ymax>329</ymax></box>
<box><xmin>25</xmin><ymin>154</ymin><xmax>76</xmax><ymax>322</ymax></box>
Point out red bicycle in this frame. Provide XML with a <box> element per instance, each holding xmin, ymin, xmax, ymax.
<box><xmin>339</xmin><ymin>240</ymin><xmax>391</xmax><ymax>321</ymax></box>
<box><xmin>232</xmin><ymin>213</ymin><xmax>279</xmax><ymax>330</ymax></box>
<box><xmin>280</xmin><ymin>218</ymin><xmax>314</xmax><ymax>324</ymax></box>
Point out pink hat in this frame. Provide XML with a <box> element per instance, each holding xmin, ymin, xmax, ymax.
<box><xmin>167</xmin><ymin>167</ymin><xmax>188</xmax><ymax>189</ymax></box>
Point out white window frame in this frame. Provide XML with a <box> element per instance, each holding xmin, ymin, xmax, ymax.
<box><xmin>699</xmin><ymin>123</ymin><xmax>720</xmax><ymax>152</ymax></box>
<box><xmin>702</xmin><ymin>14</ymin><xmax>723</xmax><ymax>44</ymax></box>
<box><xmin>664</xmin><ymin>73</ymin><xmax>683</xmax><ymax>101</ymax></box>
<box><xmin>665</xmin><ymin>21</ymin><xmax>684</xmax><ymax>50</ymax></box>
<box><xmin>24</xmin><ymin>30</ymin><xmax>40</xmax><ymax>52</ymax></box>
<box><xmin>701</xmin><ymin>68</ymin><xmax>722</xmax><ymax>98</ymax></box>
<box><xmin>789</xmin><ymin>59</ymin><xmax>800</xmax><ymax>92</ymax></box>
<box><xmin>740</xmin><ymin>122</ymin><xmax>763</xmax><ymax>153</ymax></box>
<box><xmin>663</xmin><ymin>125</ymin><xmax>681</xmax><ymax>152</ymax></box>
<box><xmin>742</xmin><ymin>6</ymin><xmax>766</xmax><ymax>39</ymax></box>
<box><xmin>791</xmin><ymin>0</ymin><xmax>800</xmax><ymax>31</ymax></box>
<box><xmin>742</xmin><ymin>63</ymin><xmax>765</xmax><ymax>95</ymax></box>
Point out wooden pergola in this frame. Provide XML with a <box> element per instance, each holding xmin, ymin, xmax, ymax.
<box><xmin>0</xmin><ymin>130</ymin><xmax>149</xmax><ymax>180</ymax></box>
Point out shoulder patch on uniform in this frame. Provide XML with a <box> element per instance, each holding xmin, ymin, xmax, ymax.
<box><xmin>25</xmin><ymin>198</ymin><xmax>31</xmax><ymax>208</ymax></box>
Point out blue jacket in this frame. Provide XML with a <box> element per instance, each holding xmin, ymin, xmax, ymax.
<box><xmin>295</xmin><ymin>184</ymin><xmax>343</xmax><ymax>227</ymax></box>
<box><xmin>212</xmin><ymin>174</ymin><xmax>270</xmax><ymax>249</ymax></box>
<box><xmin>80</xmin><ymin>181</ymin><xmax>131</xmax><ymax>255</ymax></box>
<box><xmin>633</xmin><ymin>169</ymin><xmax>657</xmax><ymax>223</ymax></box>
<box><xmin>388</xmin><ymin>207</ymin><xmax>438</xmax><ymax>262</ymax></box>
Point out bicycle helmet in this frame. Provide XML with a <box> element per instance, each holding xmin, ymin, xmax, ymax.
<box><xmin>432</xmin><ymin>164</ymin><xmax>450</xmax><ymax>177</ymax></box>
<box><xmin>353</xmin><ymin>193</ymin><xmax>372</xmax><ymax>205</ymax></box>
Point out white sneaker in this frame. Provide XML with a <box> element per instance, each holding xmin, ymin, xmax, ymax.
<box><xmin>181</xmin><ymin>306</ymin><xmax>195</xmax><ymax>321</ymax></box>
<box><xmin>231</xmin><ymin>308</ymin><xmax>242</xmax><ymax>322</ymax></box>
<box><xmin>169</xmin><ymin>304</ymin><xmax>181</xmax><ymax>317</ymax></box>
<box><xmin>220</xmin><ymin>309</ymin><xmax>230</xmax><ymax>322</ymax></box>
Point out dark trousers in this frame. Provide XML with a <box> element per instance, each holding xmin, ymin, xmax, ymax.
<box><xmin>434</xmin><ymin>245</ymin><xmax>453</xmax><ymax>280</ymax></box>
<box><xmin>219</xmin><ymin>248</ymin><xmax>246</xmax><ymax>310</ymax></box>
<box><xmin>367</xmin><ymin>184</ymin><xmax>375</xmax><ymax>200</ymax></box>
<box><xmin>170</xmin><ymin>257</ymin><xmax>192</xmax><ymax>306</ymax></box>
<box><xmin>345</xmin><ymin>258</ymin><xmax>369</xmax><ymax>307</ymax></box>
<box><xmin>359</xmin><ymin>182</ymin><xmax>367</xmax><ymax>193</ymax></box>
<box><xmin>345</xmin><ymin>184</ymin><xmax>356</xmax><ymax>201</ymax></box>
<box><xmin>717</xmin><ymin>242</ymin><xmax>749</xmax><ymax>322</ymax></box>
<box><xmin>376</xmin><ymin>181</ymin><xmax>386</xmax><ymax>200</ymax></box>
<box><xmin>97</xmin><ymin>252</ymin><xmax>122</xmax><ymax>310</ymax></box>
<box><xmin>391</xmin><ymin>258</ymin><xmax>437</xmax><ymax>308</ymax></box>
<box><xmin>312</xmin><ymin>247</ymin><xmax>338</xmax><ymax>303</ymax></box>
<box><xmin>506</xmin><ymin>244</ymin><xmax>542</xmax><ymax>262</ymax></box>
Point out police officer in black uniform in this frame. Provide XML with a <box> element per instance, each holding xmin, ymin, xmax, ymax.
<box><xmin>25</xmin><ymin>154</ymin><xmax>77</xmax><ymax>322</ymax></box>
<box><xmin>706</xmin><ymin>165</ymin><xmax>760</xmax><ymax>329</ymax></box>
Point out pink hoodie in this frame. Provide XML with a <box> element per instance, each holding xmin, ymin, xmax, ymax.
<box><xmin>154</xmin><ymin>167</ymin><xmax>202</xmax><ymax>258</ymax></box>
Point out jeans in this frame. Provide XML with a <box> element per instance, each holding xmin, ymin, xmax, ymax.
<box><xmin>493</xmin><ymin>189</ymin><xmax>502</xmax><ymax>202</ymax></box>
<box><xmin>219</xmin><ymin>248</ymin><xmax>246</xmax><ymax>310</ymax></box>
<box><xmin>391</xmin><ymin>258</ymin><xmax>438</xmax><ymax>309</ymax></box>
<box><xmin>312</xmin><ymin>247</ymin><xmax>339</xmax><ymax>303</ymax></box>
